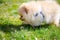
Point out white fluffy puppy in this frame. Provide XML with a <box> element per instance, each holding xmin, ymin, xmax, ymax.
<box><xmin>18</xmin><ymin>1</ymin><xmax>60</xmax><ymax>27</ymax></box>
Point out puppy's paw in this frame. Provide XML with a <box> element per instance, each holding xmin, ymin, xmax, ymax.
<box><xmin>54</xmin><ymin>20</ymin><xmax>60</xmax><ymax>27</ymax></box>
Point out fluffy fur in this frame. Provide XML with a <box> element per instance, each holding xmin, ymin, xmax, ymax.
<box><xmin>18</xmin><ymin>1</ymin><xmax>60</xmax><ymax>27</ymax></box>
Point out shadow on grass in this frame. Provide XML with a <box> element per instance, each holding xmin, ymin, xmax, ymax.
<box><xmin>0</xmin><ymin>24</ymin><xmax>49</xmax><ymax>33</ymax></box>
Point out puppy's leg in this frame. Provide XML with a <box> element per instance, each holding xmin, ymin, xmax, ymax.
<box><xmin>54</xmin><ymin>7</ymin><xmax>60</xmax><ymax>27</ymax></box>
<box><xmin>54</xmin><ymin>16</ymin><xmax>60</xmax><ymax>27</ymax></box>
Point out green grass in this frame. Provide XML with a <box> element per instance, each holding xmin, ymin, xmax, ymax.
<box><xmin>0</xmin><ymin>0</ymin><xmax>60</xmax><ymax>40</ymax></box>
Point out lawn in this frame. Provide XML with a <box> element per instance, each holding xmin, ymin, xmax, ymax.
<box><xmin>0</xmin><ymin>0</ymin><xmax>60</xmax><ymax>40</ymax></box>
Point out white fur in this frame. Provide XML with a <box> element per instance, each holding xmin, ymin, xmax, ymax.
<box><xmin>19</xmin><ymin>1</ymin><xmax>60</xmax><ymax>26</ymax></box>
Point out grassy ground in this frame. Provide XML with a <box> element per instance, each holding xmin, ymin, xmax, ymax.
<box><xmin>0</xmin><ymin>0</ymin><xmax>60</xmax><ymax>40</ymax></box>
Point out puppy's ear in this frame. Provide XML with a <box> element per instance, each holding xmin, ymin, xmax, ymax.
<box><xmin>18</xmin><ymin>5</ymin><xmax>28</xmax><ymax>16</ymax></box>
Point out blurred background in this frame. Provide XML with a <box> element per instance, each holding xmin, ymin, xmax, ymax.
<box><xmin>0</xmin><ymin>0</ymin><xmax>60</xmax><ymax>40</ymax></box>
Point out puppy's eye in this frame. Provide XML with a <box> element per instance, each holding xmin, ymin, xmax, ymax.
<box><xmin>34</xmin><ymin>13</ymin><xmax>38</xmax><ymax>17</ymax></box>
<box><xmin>21</xmin><ymin>16</ymin><xmax>23</xmax><ymax>18</ymax></box>
<box><xmin>20</xmin><ymin>16</ymin><xmax>25</xmax><ymax>21</ymax></box>
<box><xmin>20</xmin><ymin>16</ymin><xmax>23</xmax><ymax>19</ymax></box>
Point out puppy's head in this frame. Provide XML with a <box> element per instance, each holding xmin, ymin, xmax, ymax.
<box><xmin>18</xmin><ymin>2</ymin><xmax>45</xmax><ymax>26</ymax></box>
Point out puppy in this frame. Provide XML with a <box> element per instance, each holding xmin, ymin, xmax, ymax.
<box><xmin>18</xmin><ymin>1</ymin><xmax>60</xmax><ymax>27</ymax></box>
